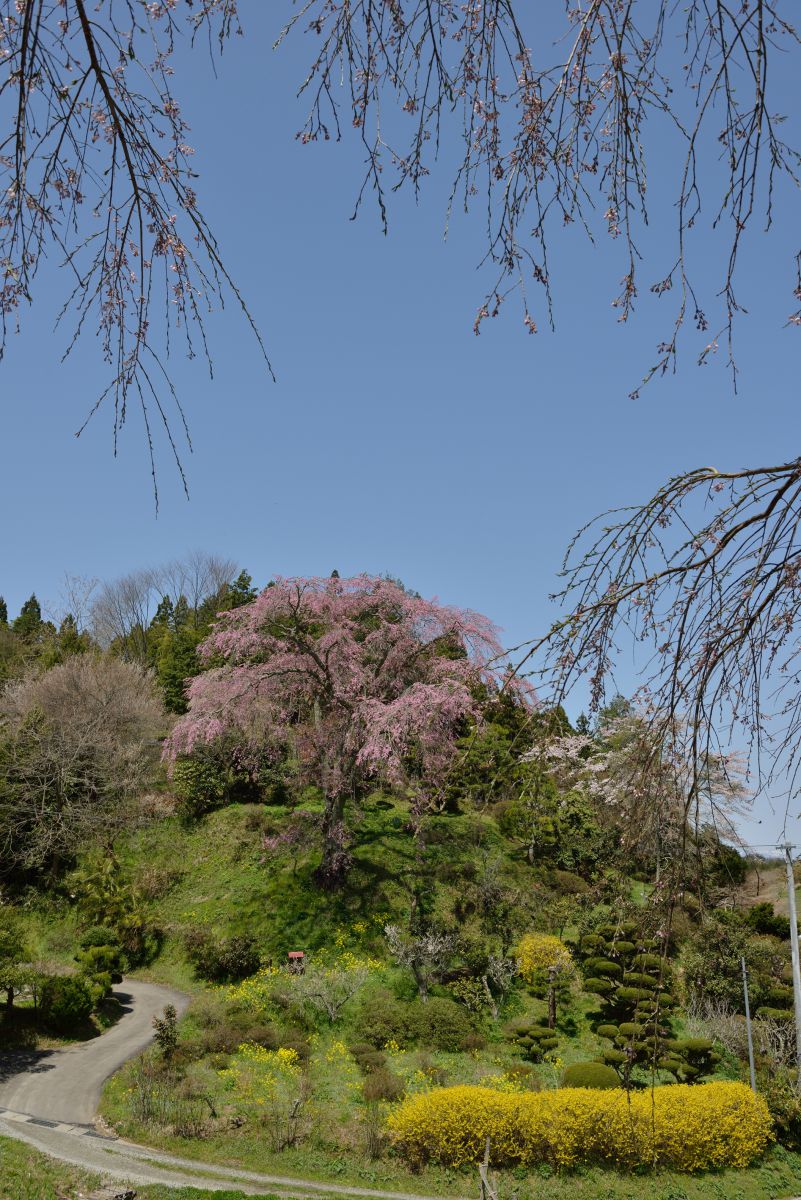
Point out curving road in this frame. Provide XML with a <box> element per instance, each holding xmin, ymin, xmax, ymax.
<box><xmin>0</xmin><ymin>979</ymin><xmax>456</xmax><ymax>1199</ymax></box>
<box><xmin>0</xmin><ymin>979</ymin><xmax>189</xmax><ymax>1126</ymax></box>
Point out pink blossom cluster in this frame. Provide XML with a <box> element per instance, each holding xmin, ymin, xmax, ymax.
<box><xmin>165</xmin><ymin>574</ymin><xmax>516</xmax><ymax>801</ymax></box>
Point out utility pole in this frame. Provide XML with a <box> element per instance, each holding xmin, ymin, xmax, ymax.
<box><xmin>783</xmin><ymin>843</ymin><xmax>801</xmax><ymax>1087</ymax></box>
<box><xmin>741</xmin><ymin>955</ymin><xmax>756</xmax><ymax>1093</ymax></box>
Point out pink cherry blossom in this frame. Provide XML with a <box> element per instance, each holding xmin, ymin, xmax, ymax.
<box><xmin>166</xmin><ymin>574</ymin><xmax>528</xmax><ymax>884</ymax></box>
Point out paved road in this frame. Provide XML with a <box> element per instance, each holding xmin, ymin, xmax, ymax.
<box><xmin>0</xmin><ymin>979</ymin><xmax>457</xmax><ymax>1199</ymax></box>
<box><xmin>0</xmin><ymin>978</ymin><xmax>189</xmax><ymax>1125</ymax></box>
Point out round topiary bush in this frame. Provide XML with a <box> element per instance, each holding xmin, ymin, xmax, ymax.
<box><xmin>583</xmin><ymin>958</ymin><xmax>622</xmax><ymax>978</ymax></box>
<box><xmin>504</xmin><ymin>1019</ymin><xmax>559</xmax><ymax>1061</ymax></box>
<box><xmin>410</xmin><ymin>997</ymin><xmax>475</xmax><ymax>1051</ymax></box>
<box><xmin>561</xmin><ymin>1062</ymin><xmax>619</xmax><ymax>1090</ymax></box>
<box><xmin>756</xmin><ymin>1006</ymin><xmax>794</xmax><ymax>1020</ymax></box>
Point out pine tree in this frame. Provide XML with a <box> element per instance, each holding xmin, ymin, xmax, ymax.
<box><xmin>13</xmin><ymin>594</ymin><xmax>42</xmax><ymax>639</ymax></box>
<box><xmin>57</xmin><ymin>614</ymin><xmax>88</xmax><ymax>657</ymax></box>
<box><xmin>579</xmin><ymin>920</ymin><xmax>719</xmax><ymax>1086</ymax></box>
<box><xmin>0</xmin><ymin>597</ymin><xmax>7</xmax><ymax>625</ymax></box>
<box><xmin>152</xmin><ymin>595</ymin><xmax>174</xmax><ymax>627</ymax></box>
<box><xmin>157</xmin><ymin>627</ymin><xmax>200</xmax><ymax>713</ymax></box>
<box><xmin>172</xmin><ymin>595</ymin><xmax>190</xmax><ymax>630</ymax></box>
<box><xmin>226</xmin><ymin>570</ymin><xmax>258</xmax><ymax>609</ymax></box>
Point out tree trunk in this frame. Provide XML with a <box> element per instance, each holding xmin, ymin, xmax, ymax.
<box><xmin>316</xmin><ymin>792</ymin><xmax>349</xmax><ymax>888</ymax></box>
<box><xmin>5</xmin><ymin>986</ymin><xmax>14</xmax><ymax>1012</ymax></box>
<box><xmin>482</xmin><ymin>975</ymin><xmax>499</xmax><ymax>1020</ymax></box>
<box><xmin>413</xmin><ymin>966</ymin><xmax>429</xmax><ymax>1002</ymax></box>
<box><xmin>547</xmin><ymin>968</ymin><xmax>557</xmax><ymax>1030</ymax></box>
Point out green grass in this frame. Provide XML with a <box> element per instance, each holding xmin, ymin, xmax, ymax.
<box><xmin>114</xmin><ymin>798</ymin><xmax>536</xmax><ymax>979</ymax></box>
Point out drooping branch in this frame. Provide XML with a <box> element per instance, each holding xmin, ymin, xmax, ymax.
<box><xmin>281</xmin><ymin>1</ymin><xmax>800</xmax><ymax>388</ymax></box>
<box><xmin>513</xmin><ymin>459</ymin><xmax>801</xmax><ymax>831</ymax></box>
<box><xmin>0</xmin><ymin>0</ymin><xmax>269</xmax><ymax>501</ymax></box>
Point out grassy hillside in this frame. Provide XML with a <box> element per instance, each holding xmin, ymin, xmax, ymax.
<box><xmin>112</xmin><ymin>796</ymin><xmax>539</xmax><ymax>986</ymax></box>
<box><xmin>5</xmin><ymin>1133</ymin><xmax>801</xmax><ymax>1200</ymax></box>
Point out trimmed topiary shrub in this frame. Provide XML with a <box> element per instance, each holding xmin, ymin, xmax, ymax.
<box><xmin>504</xmin><ymin>1018</ymin><xmax>559</xmax><ymax>1061</ymax></box>
<box><xmin>659</xmin><ymin>1037</ymin><xmax>721</xmax><ymax>1082</ymax></box>
<box><xmin>410</xmin><ymin>997</ymin><xmax>475</xmax><ymax>1051</ymax></box>
<box><xmin>577</xmin><ymin>920</ymin><xmax>683</xmax><ymax>1086</ymax></box>
<box><xmin>756</xmin><ymin>1005</ymin><xmax>794</xmax><ymax>1021</ymax></box>
<box><xmin>562</xmin><ymin>1062</ymin><xmax>619</xmax><ymax>1090</ymax></box>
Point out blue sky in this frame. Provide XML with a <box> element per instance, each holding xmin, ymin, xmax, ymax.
<box><xmin>1</xmin><ymin>7</ymin><xmax>798</xmax><ymax>843</ymax></box>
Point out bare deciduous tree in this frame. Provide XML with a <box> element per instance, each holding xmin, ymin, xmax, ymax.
<box><xmin>158</xmin><ymin>551</ymin><xmax>238</xmax><ymax>626</ymax></box>
<box><xmin>52</xmin><ymin>573</ymin><xmax>100</xmax><ymax>632</ymax></box>
<box><xmin>0</xmin><ymin>655</ymin><xmax>164</xmax><ymax>873</ymax></box>
<box><xmin>90</xmin><ymin>551</ymin><xmax>238</xmax><ymax>657</ymax></box>
<box><xmin>384</xmin><ymin>922</ymin><xmax>454</xmax><ymax>1001</ymax></box>
<box><xmin>91</xmin><ymin>566</ymin><xmax>160</xmax><ymax>658</ymax></box>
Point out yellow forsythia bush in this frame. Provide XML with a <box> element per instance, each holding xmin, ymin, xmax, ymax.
<box><xmin>385</xmin><ymin>1082</ymin><xmax>772</xmax><ymax>1171</ymax></box>
<box><xmin>515</xmin><ymin>933</ymin><xmax>573</xmax><ymax>983</ymax></box>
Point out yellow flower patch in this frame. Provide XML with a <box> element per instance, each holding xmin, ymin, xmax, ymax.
<box><xmin>386</xmin><ymin>1081</ymin><xmax>772</xmax><ymax>1172</ymax></box>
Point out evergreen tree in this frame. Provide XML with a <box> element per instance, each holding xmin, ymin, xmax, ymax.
<box><xmin>575</xmin><ymin>712</ymin><xmax>591</xmax><ymax>736</ymax></box>
<box><xmin>580</xmin><ymin>920</ymin><xmax>719</xmax><ymax>1086</ymax></box>
<box><xmin>226</xmin><ymin>570</ymin><xmax>258</xmax><ymax>609</ymax></box>
<box><xmin>157</xmin><ymin>627</ymin><xmax>201</xmax><ymax>714</ymax></box>
<box><xmin>13</xmin><ymin>594</ymin><xmax>42</xmax><ymax>640</ymax></box>
<box><xmin>0</xmin><ymin>597</ymin><xmax>7</xmax><ymax>625</ymax></box>
<box><xmin>57</xmin><ymin>614</ymin><xmax>88</xmax><ymax>657</ymax></box>
<box><xmin>152</xmin><ymin>595</ymin><xmax>174</xmax><ymax>627</ymax></box>
<box><xmin>172</xmin><ymin>595</ymin><xmax>190</xmax><ymax>630</ymax></box>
